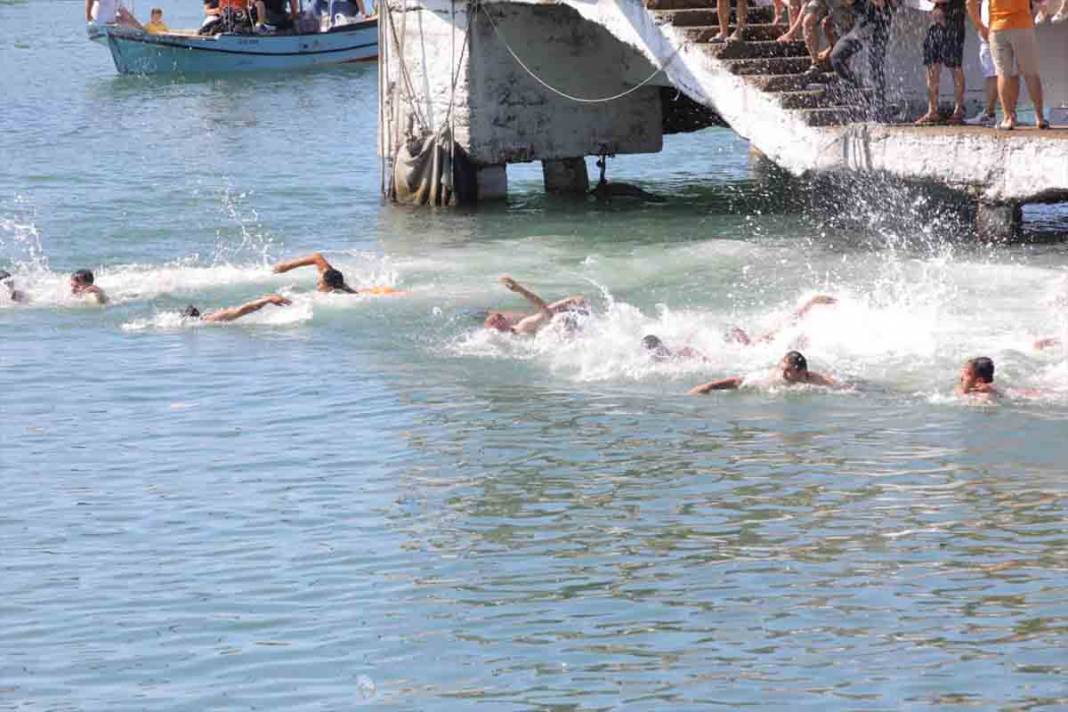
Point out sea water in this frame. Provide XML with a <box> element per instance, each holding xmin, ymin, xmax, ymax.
<box><xmin>1</xmin><ymin>1</ymin><xmax>1066</xmax><ymax>709</ymax></box>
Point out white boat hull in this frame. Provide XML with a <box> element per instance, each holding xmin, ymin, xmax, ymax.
<box><xmin>92</xmin><ymin>20</ymin><xmax>377</xmax><ymax>75</ymax></box>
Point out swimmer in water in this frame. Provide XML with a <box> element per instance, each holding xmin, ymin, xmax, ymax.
<box><xmin>0</xmin><ymin>270</ymin><xmax>28</xmax><ymax>304</ymax></box>
<box><xmin>1034</xmin><ymin>337</ymin><xmax>1062</xmax><ymax>350</ymax></box>
<box><xmin>181</xmin><ymin>293</ymin><xmax>291</xmax><ymax>323</ymax></box>
<box><xmin>70</xmin><ymin>269</ymin><xmax>107</xmax><ymax>304</ymax></box>
<box><xmin>688</xmin><ymin>350</ymin><xmax>839</xmax><ymax>394</ymax></box>
<box><xmin>272</xmin><ymin>253</ymin><xmax>358</xmax><ymax>294</ymax></box>
<box><xmin>484</xmin><ymin>276</ymin><xmax>588</xmax><ymax>336</ymax></box>
<box><xmin>727</xmin><ymin>294</ymin><xmax>836</xmax><ymax>345</ymax></box>
<box><xmin>642</xmin><ymin>334</ymin><xmax>707</xmax><ymax>362</ymax></box>
<box><xmin>956</xmin><ymin>356</ymin><xmax>999</xmax><ymax>397</ymax></box>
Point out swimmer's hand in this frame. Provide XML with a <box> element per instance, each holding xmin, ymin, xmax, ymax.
<box><xmin>265</xmin><ymin>294</ymin><xmax>292</xmax><ymax>306</ymax></box>
<box><xmin>499</xmin><ymin>275</ymin><xmax>520</xmax><ymax>292</ymax></box>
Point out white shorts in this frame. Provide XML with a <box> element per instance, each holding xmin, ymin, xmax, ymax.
<box><xmin>978</xmin><ymin>40</ymin><xmax>997</xmax><ymax>78</ymax></box>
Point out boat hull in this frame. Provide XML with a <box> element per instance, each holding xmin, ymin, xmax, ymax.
<box><xmin>95</xmin><ymin>21</ymin><xmax>377</xmax><ymax>75</ymax></box>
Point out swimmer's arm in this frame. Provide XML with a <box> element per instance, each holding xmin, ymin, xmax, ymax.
<box><xmin>273</xmin><ymin>253</ymin><xmax>333</xmax><ymax>275</ymax></box>
<box><xmin>203</xmin><ymin>294</ymin><xmax>290</xmax><ymax>322</ymax></box>
<box><xmin>807</xmin><ymin>371</ymin><xmax>839</xmax><ymax>388</ymax></box>
<box><xmin>676</xmin><ymin>346</ymin><xmax>708</xmax><ymax>361</ymax></box>
<box><xmin>794</xmin><ymin>294</ymin><xmax>836</xmax><ymax>319</ymax></box>
<box><xmin>688</xmin><ymin>377</ymin><xmax>743</xmax><ymax>395</ymax></box>
<box><xmin>500</xmin><ymin>276</ymin><xmax>550</xmax><ymax>314</ymax></box>
<box><xmin>547</xmin><ymin>295</ymin><xmax>588</xmax><ymax>314</ymax></box>
<box><xmin>1034</xmin><ymin>337</ymin><xmax>1061</xmax><ymax>350</ymax></box>
<box><xmin>85</xmin><ymin>286</ymin><xmax>108</xmax><ymax>305</ymax></box>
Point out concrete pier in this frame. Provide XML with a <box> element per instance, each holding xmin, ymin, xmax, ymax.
<box><xmin>379</xmin><ymin>0</ymin><xmax>1068</xmax><ymax>237</ymax></box>
<box><xmin>543</xmin><ymin>158</ymin><xmax>590</xmax><ymax>196</ymax></box>
<box><xmin>977</xmin><ymin>202</ymin><xmax>1023</xmax><ymax>242</ymax></box>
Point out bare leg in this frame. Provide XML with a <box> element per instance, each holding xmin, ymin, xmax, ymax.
<box><xmin>714</xmin><ymin>0</ymin><xmax>730</xmax><ymax>41</ymax></box>
<box><xmin>984</xmin><ymin>76</ymin><xmax>998</xmax><ymax>116</ymax></box>
<box><xmin>802</xmin><ymin>12</ymin><xmax>820</xmax><ymax>63</ymax></box>
<box><xmin>729</xmin><ymin>0</ymin><xmax>747</xmax><ymax>41</ymax></box>
<box><xmin>998</xmin><ymin>74</ymin><xmax>1019</xmax><ymax>126</ymax></box>
<box><xmin>778</xmin><ymin>7</ymin><xmax>804</xmax><ymax>42</ymax></box>
<box><xmin>772</xmin><ymin>0</ymin><xmax>785</xmax><ymax>24</ymax></box>
<box><xmin>1023</xmin><ymin>73</ymin><xmax>1045</xmax><ymax>125</ymax></box>
<box><xmin>951</xmin><ymin>67</ymin><xmax>965</xmax><ymax>120</ymax></box>
<box><xmin>915</xmin><ymin>64</ymin><xmax>941</xmax><ymax>123</ymax></box>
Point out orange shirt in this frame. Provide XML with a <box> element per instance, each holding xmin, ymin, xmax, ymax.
<box><xmin>218</xmin><ymin>0</ymin><xmax>248</xmax><ymax>9</ymax></box>
<box><xmin>988</xmin><ymin>0</ymin><xmax>1033</xmax><ymax>30</ymax></box>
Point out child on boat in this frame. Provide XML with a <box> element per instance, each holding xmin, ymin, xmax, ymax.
<box><xmin>144</xmin><ymin>7</ymin><xmax>169</xmax><ymax>33</ymax></box>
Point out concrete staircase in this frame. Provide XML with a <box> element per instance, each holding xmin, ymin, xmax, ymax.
<box><xmin>646</xmin><ymin>0</ymin><xmax>864</xmax><ymax>127</ymax></box>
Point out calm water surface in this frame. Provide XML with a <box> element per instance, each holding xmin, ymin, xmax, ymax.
<box><xmin>2</xmin><ymin>1</ymin><xmax>1067</xmax><ymax>709</ymax></box>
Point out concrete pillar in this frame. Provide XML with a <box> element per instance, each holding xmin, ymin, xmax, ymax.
<box><xmin>476</xmin><ymin>164</ymin><xmax>508</xmax><ymax>201</ymax></box>
<box><xmin>542</xmin><ymin>158</ymin><xmax>589</xmax><ymax>195</ymax></box>
<box><xmin>976</xmin><ymin>201</ymin><xmax>1022</xmax><ymax>241</ymax></box>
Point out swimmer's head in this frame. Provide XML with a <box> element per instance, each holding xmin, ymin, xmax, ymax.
<box><xmin>642</xmin><ymin>334</ymin><xmax>672</xmax><ymax>361</ymax></box>
<box><xmin>181</xmin><ymin>305</ymin><xmax>201</xmax><ymax>318</ymax></box>
<box><xmin>484</xmin><ymin>312</ymin><xmax>510</xmax><ymax>332</ymax></box>
<box><xmin>559</xmin><ymin>312</ymin><xmax>582</xmax><ymax>334</ymax></box>
<box><xmin>70</xmin><ymin>269</ymin><xmax>94</xmax><ymax>291</ymax></box>
<box><xmin>781</xmin><ymin>350</ymin><xmax>809</xmax><ymax>382</ymax></box>
<box><xmin>961</xmin><ymin>356</ymin><xmax>995</xmax><ymax>387</ymax></box>
<box><xmin>320</xmin><ymin>268</ymin><xmax>356</xmax><ymax>293</ymax></box>
<box><xmin>0</xmin><ymin>270</ymin><xmax>12</xmax><ymax>295</ymax></box>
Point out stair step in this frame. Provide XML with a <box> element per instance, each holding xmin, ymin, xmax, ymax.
<box><xmin>652</xmin><ymin>6</ymin><xmax>775</xmax><ymax>26</ymax></box>
<box><xmin>681</xmin><ymin>23</ymin><xmax>791</xmax><ymax>42</ymax></box>
<box><xmin>702</xmin><ymin>39</ymin><xmax>807</xmax><ymax>60</ymax></box>
<box><xmin>722</xmin><ymin>56</ymin><xmax>812</xmax><ymax>75</ymax></box>
<box><xmin>797</xmin><ymin>106</ymin><xmax>860</xmax><ymax>126</ymax></box>
<box><xmin>771</xmin><ymin>88</ymin><xmax>851</xmax><ymax>109</ymax></box>
<box><xmin>746</xmin><ymin>71</ymin><xmax>837</xmax><ymax>91</ymax></box>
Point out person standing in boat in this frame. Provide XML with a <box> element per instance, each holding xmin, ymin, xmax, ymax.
<box><xmin>252</xmin><ymin>0</ymin><xmax>299</xmax><ymax>31</ymax></box>
<box><xmin>85</xmin><ymin>0</ymin><xmax>141</xmax><ymax>27</ymax></box>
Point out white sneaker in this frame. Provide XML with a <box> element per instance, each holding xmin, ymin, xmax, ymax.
<box><xmin>1052</xmin><ymin>9</ymin><xmax>1068</xmax><ymax>21</ymax></box>
<box><xmin>964</xmin><ymin>111</ymin><xmax>996</xmax><ymax>127</ymax></box>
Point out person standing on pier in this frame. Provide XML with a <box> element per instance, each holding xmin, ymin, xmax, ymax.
<box><xmin>712</xmin><ymin>0</ymin><xmax>749</xmax><ymax>43</ymax></box>
<box><xmin>915</xmin><ymin>0</ymin><xmax>967</xmax><ymax>124</ymax></box>
<box><xmin>964</xmin><ymin>0</ymin><xmax>1001</xmax><ymax>127</ymax></box>
<box><xmin>967</xmin><ymin>0</ymin><xmax>1048</xmax><ymax>129</ymax></box>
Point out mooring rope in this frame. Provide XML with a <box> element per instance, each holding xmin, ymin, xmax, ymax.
<box><xmin>478</xmin><ymin>2</ymin><xmax>684</xmax><ymax>105</ymax></box>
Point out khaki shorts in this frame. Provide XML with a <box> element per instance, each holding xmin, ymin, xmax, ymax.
<box><xmin>989</xmin><ymin>28</ymin><xmax>1040</xmax><ymax>76</ymax></box>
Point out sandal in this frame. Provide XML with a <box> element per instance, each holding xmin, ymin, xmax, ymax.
<box><xmin>946</xmin><ymin>110</ymin><xmax>965</xmax><ymax>125</ymax></box>
<box><xmin>727</xmin><ymin>27</ymin><xmax>746</xmax><ymax>43</ymax></box>
<box><xmin>711</xmin><ymin>31</ymin><xmax>729</xmax><ymax>42</ymax></box>
<box><xmin>914</xmin><ymin>111</ymin><xmax>941</xmax><ymax>126</ymax></box>
<box><xmin>996</xmin><ymin>119</ymin><xmax>1015</xmax><ymax>130</ymax></box>
<box><xmin>1037</xmin><ymin>118</ymin><xmax>1050</xmax><ymax>129</ymax></box>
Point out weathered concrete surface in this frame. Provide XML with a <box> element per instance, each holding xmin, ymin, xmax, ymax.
<box><xmin>977</xmin><ymin>201</ymin><xmax>1023</xmax><ymax>241</ymax></box>
<box><xmin>836</xmin><ymin>125</ymin><xmax>1068</xmax><ymax>203</ymax></box>
<box><xmin>476</xmin><ymin>164</ymin><xmax>509</xmax><ymax>200</ymax></box>
<box><xmin>543</xmin><ymin>157</ymin><xmax>590</xmax><ymax>195</ymax></box>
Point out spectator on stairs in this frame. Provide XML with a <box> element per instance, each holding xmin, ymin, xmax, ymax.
<box><xmin>712</xmin><ymin>0</ymin><xmax>749</xmax><ymax>43</ymax></box>
<box><xmin>783</xmin><ymin>0</ymin><xmax>855</xmax><ymax>76</ymax></box>
<box><xmin>829</xmin><ymin>0</ymin><xmax>893</xmax><ymax>116</ymax></box>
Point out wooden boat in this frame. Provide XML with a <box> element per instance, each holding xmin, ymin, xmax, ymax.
<box><xmin>88</xmin><ymin>17</ymin><xmax>376</xmax><ymax>75</ymax></box>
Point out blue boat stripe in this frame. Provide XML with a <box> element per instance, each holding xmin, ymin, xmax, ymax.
<box><xmin>109</xmin><ymin>33</ymin><xmax>376</xmax><ymax>57</ymax></box>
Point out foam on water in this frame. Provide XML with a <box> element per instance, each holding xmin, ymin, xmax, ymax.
<box><xmin>446</xmin><ymin>249</ymin><xmax>1068</xmax><ymax>406</ymax></box>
